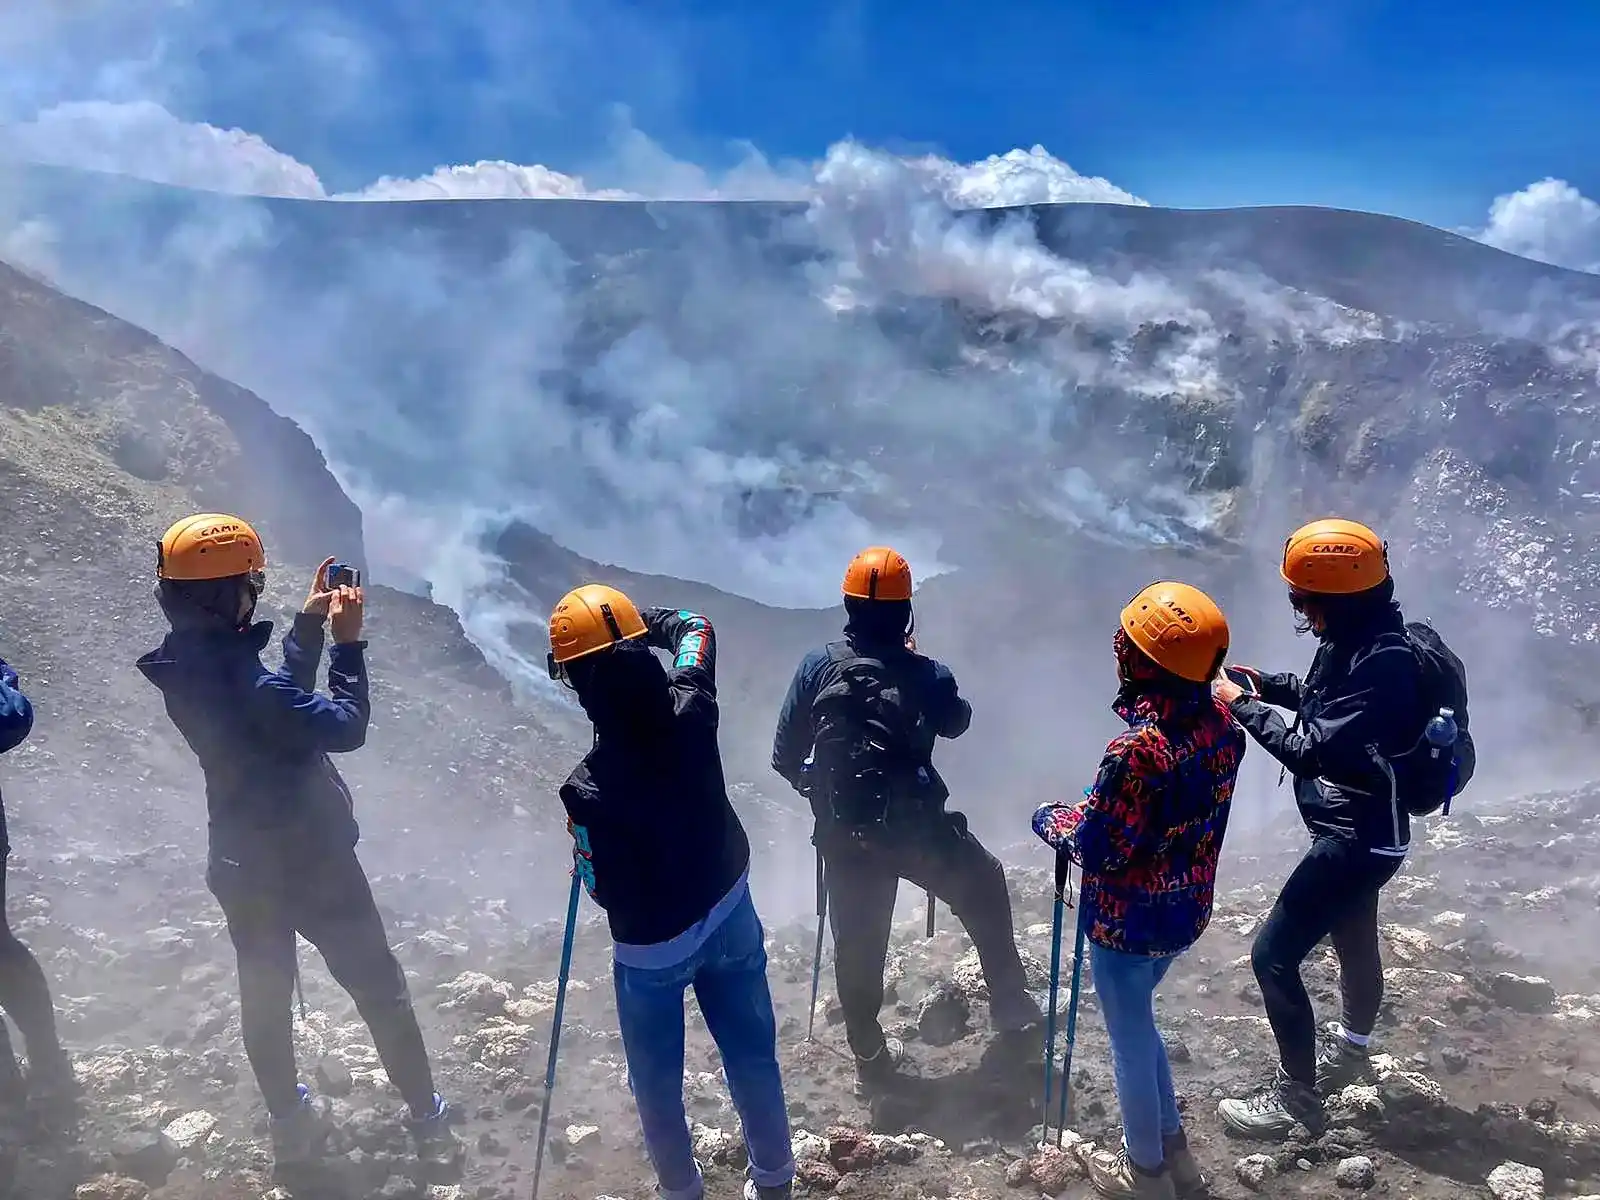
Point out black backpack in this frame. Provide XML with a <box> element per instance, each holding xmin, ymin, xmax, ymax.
<box><xmin>1384</xmin><ymin>620</ymin><xmax>1476</xmax><ymax>817</ymax></box>
<box><xmin>807</xmin><ymin>643</ymin><xmax>941</xmax><ymax>829</ymax></box>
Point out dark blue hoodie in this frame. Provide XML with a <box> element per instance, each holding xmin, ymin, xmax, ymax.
<box><xmin>136</xmin><ymin>612</ymin><xmax>369</xmax><ymax>864</ymax></box>
<box><xmin>0</xmin><ymin>657</ymin><xmax>35</xmax><ymax>857</ymax></box>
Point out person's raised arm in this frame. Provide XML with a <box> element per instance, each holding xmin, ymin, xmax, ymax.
<box><xmin>251</xmin><ymin>585</ymin><xmax>370</xmax><ymax>754</ymax></box>
<box><xmin>281</xmin><ymin>557</ymin><xmax>339</xmax><ymax>692</ymax></box>
<box><xmin>642</xmin><ymin>607</ymin><xmax>717</xmax><ymax>692</ymax></box>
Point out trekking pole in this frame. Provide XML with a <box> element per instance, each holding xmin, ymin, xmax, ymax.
<box><xmin>925</xmin><ymin>887</ymin><xmax>936</xmax><ymax>938</ymax></box>
<box><xmin>531</xmin><ymin>871</ymin><xmax>582</xmax><ymax>1200</ymax></box>
<box><xmin>1040</xmin><ymin>853</ymin><xmax>1068</xmax><ymax>1147</ymax></box>
<box><xmin>806</xmin><ymin>847</ymin><xmax>828</xmax><ymax>1041</ymax></box>
<box><xmin>1055</xmin><ymin>893</ymin><xmax>1087</xmax><ymax>1136</ymax></box>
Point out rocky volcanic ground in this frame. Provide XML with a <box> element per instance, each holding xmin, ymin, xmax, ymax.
<box><xmin>5</xmin><ymin>186</ymin><xmax>1600</xmax><ymax>1200</ymax></box>
<box><xmin>2</xmin><ymin>782</ymin><xmax>1598</xmax><ymax>1200</ymax></box>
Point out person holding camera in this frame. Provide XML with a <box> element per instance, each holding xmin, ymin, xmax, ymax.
<box><xmin>1211</xmin><ymin>518</ymin><xmax>1462</xmax><ymax>1142</ymax></box>
<box><xmin>136</xmin><ymin>513</ymin><xmax>462</xmax><ymax>1174</ymax></box>
<box><xmin>0</xmin><ymin>656</ymin><xmax>74</xmax><ymax>1120</ymax></box>
<box><xmin>549</xmin><ymin>585</ymin><xmax>795</xmax><ymax>1200</ymax></box>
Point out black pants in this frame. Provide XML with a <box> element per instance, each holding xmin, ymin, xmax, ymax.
<box><xmin>0</xmin><ymin>847</ymin><xmax>67</xmax><ymax>1098</ymax></box>
<box><xmin>208</xmin><ymin>846</ymin><xmax>436</xmax><ymax>1119</ymax></box>
<box><xmin>821</xmin><ymin>814</ymin><xmax>1030</xmax><ymax>1059</ymax></box>
<box><xmin>1251</xmin><ymin>836</ymin><xmax>1401</xmax><ymax>1087</ymax></box>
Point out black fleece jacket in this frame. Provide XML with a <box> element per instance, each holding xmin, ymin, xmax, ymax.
<box><xmin>558</xmin><ymin>608</ymin><xmax>751</xmax><ymax>948</ymax></box>
<box><xmin>1229</xmin><ymin>592</ymin><xmax>1421</xmax><ymax>855</ymax></box>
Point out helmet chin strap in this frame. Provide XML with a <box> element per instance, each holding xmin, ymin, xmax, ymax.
<box><xmin>239</xmin><ymin>576</ymin><xmax>263</xmax><ymax>627</ymax></box>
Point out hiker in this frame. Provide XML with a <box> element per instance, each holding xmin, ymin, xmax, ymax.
<box><xmin>0</xmin><ymin>656</ymin><xmax>74</xmax><ymax>1118</ymax></box>
<box><xmin>1033</xmin><ymin>581</ymin><xmax>1242</xmax><ymax>1200</ymax></box>
<box><xmin>549</xmin><ymin>585</ymin><xmax>795</xmax><ymax>1200</ymax></box>
<box><xmin>1212</xmin><ymin>518</ymin><xmax>1442</xmax><ymax>1140</ymax></box>
<box><xmin>136</xmin><ymin>514</ymin><xmax>462</xmax><ymax>1172</ymax></box>
<box><xmin>772</xmin><ymin>546</ymin><xmax>1042</xmax><ymax>1090</ymax></box>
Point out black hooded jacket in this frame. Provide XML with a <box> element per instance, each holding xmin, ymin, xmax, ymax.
<box><xmin>557</xmin><ymin>608</ymin><xmax>751</xmax><ymax>948</ymax></box>
<box><xmin>1228</xmin><ymin>580</ymin><xmax>1422</xmax><ymax>855</ymax></box>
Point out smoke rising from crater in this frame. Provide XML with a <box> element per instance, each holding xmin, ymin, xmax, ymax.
<box><xmin>2</xmin><ymin>0</ymin><xmax>1600</xmax><ymax>893</ymax></box>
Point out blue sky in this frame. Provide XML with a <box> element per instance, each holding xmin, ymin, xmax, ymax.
<box><xmin>7</xmin><ymin>0</ymin><xmax>1600</xmax><ymax>230</ymax></box>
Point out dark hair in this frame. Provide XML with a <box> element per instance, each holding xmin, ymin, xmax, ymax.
<box><xmin>1292</xmin><ymin>576</ymin><xmax>1397</xmax><ymax>638</ymax></box>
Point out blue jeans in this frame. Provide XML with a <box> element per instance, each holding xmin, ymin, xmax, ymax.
<box><xmin>613</xmin><ymin>891</ymin><xmax>795</xmax><ymax>1200</ymax></box>
<box><xmin>1091</xmin><ymin>942</ymin><xmax>1184</xmax><ymax>1173</ymax></box>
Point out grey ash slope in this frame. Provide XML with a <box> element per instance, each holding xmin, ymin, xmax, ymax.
<box><xmin>0</xmin><ymin>258</ymin><xmax>585</xmax><ymax>895</ymax></box>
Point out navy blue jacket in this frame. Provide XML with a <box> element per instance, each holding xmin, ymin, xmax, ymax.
<box><xmin>0</xmin><ymin>658</ymin><xmax>35</xmax><ymax>857</ymax></box>
<box><xmin>771</xmin><ymin>634</ymin><xmax>971</xmax><ymax>795</ymax></box>
<box><xmin>137</xmin><ymin>614</ymin><xmax>369</xmax><ymax>864</ymax></box>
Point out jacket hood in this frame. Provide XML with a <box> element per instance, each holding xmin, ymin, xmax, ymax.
<box><xmin>1113</xmin><ymin>682</ymin><xmax>1215</xmax><ymax>730</ymax></box>
<box><xmin>842</xmin><ymin>597</ymin><xmax>913</xmax><ymax>649</ymax></box>
<box><xmin>571</xmin><ymin>641</ymin><xmax>674</xmax><ymax>736</ymax></box>
<box><xmin>1112</xmin><ymin>626</ymin><xmax>1212</xmax><ymax>724</ymax></box>
<box><xmin>137</xmin><ymin>621</ymin><xmax>275</xmax><ymax>690</ymax></box>
<box><xmin>156</xmin><ymin>576</ymin><xmax>259</xmax><ymax>631</ymax></box>
<box><xmin>1315</xmin><ymin>576</ymin><xmax>1405</xmax><ymax>643</ymax></box>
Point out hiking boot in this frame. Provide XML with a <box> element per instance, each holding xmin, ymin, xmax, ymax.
<box><xmin>990</xmin><ymin>988</ymin><xmax>1046</xmax><ymax>1034</ymax></box>
<box><xmin>744</xmin><ymin>1178</ymin><xmax>794</xmax><ymax>1200</ymax></box>
<box><xmin>407</xmin><ymin>1093</ymin><xmax>466</xmax><ymax>1177</ymax></box>
<box><xmin>1314</xmin><ymin>1031</ymin><xmax>1371</xmax><ymax>1093</ymax></box>
<box><xmin>1218</xmin><ymin>1069</ymin><xmax>1326</xmax><ymax>1141</ymax></box>
<box><xmin>852</xmin><ymin>1036</ymin><xmax>907</xmax><ymax>1095</ymax></box>
<box><xmin>1074</xmin><ymin>1142</ymin><xmax>1177</xmax><ymax>1200</ymax></box>
<box><xmin>1161</xmin><ymin>1129</ymin><xmax>1207</xmax><ymax>1196</ymax></box>
<box><xmin>270</xmin><ymin>1085</ymin><xmax>334</xmax><ymax>1166</ymax></box>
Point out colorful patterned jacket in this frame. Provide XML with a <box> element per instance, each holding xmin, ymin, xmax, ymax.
<box><xmin>1033</xmin><ymin>682</ymin><xmax>1244</xmax><ymax>956</ymax></box>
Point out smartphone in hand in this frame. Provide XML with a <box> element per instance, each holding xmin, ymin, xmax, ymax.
<box><xmin>327</xmin><ymin>562</ymin><xmax>362</xmax><ymax>589</ymax></box>
<box><xmin>1224</xmin><ymin>666</ymin><xmax>1260</xmax><ymax>696</ymax></box>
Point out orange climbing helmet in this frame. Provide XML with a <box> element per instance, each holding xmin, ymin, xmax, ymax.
<box><xmin>157</xmin><ymin>513</ymin><xmax>266</xmax><ymax>582</ymax></box>
<box><xmin>547</xmin><ymin>583</ymin><xmax>648</xmax><ymax>672</ymax></box>
<box><xmin>842</xmin><ymin>546</ymin><xmax>914</xmax><ymax>602</ymax></box>
<box><xmin>1280</xmin><ymin>518</ymin><xmax>1389</xmax><ymax>595</ymax></box>
<box><xmin>1119</xmin><ymin>581</ymin><xmax>1231</xmax><ymax>684</ymax></box>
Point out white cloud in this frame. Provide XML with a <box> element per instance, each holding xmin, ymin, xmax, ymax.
<box><xmin>347</xmin><ymin>161</ymin><xmax>632</xmax><ymax>202</ymax></box>
<box><xmin>0</xmin><ymin>99</ymin><xmax>327</xmax><ymax>199</ymax></box>
<box><xmin>1475</xmin><ymin>177</ymin><xmax>1600</xmax><ymax>275</ymax></box>
<box><xmin>904</xmin><ymin>145</ymin><xmax>1147</xmax><ymax>209</ymax></box>
<box><xmin>0</xmin><ymin>98</ymin><xmax>1147</xmax><ymax>210</ymax></box>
